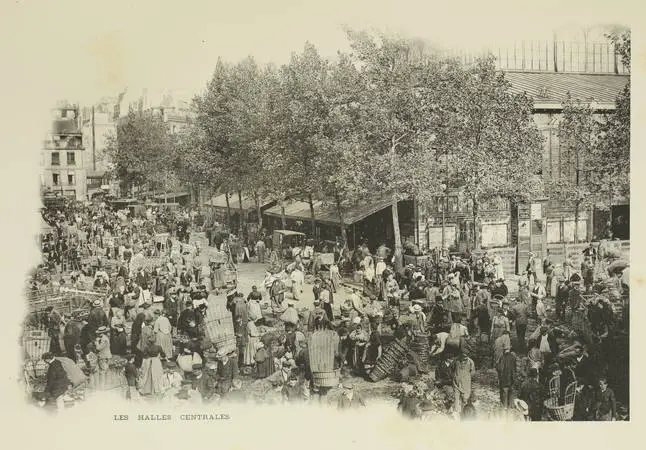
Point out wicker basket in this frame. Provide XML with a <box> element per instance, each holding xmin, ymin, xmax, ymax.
<box><xmin>312</xmin><ymin>369</ymin><xmax>340</xmax><ymax>388</ymax></box>
<box><xmin>543</xmin><ymin>397</ymin><xmax>575</xmax><ymax>421</ymax></box>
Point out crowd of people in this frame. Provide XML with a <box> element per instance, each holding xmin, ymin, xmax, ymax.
<box><xmin>26</xmin><ymin>201</ymin><xmax>627</xmax><ymax>421</ymax></box>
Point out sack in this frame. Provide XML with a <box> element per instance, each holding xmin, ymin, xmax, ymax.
<box><xmin>56</xmin><ymin>357</ymin><xmax>87</xmax><ymax>387</ymax></box>
<box><xmin>446</xmin><ymin>323</ymin><xmax>463</xmax><ymax>348</ymax></box>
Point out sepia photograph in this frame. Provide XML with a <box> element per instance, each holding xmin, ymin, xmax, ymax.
<box><xmin>2</xmin><ymin>0</ymin><xmax>636</xmax><ymax>433</ymax></box>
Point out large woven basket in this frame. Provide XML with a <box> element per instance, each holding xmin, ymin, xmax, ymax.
<box><xmin>543</xmin><ymin>397</ymin><xmax>575</xmax><ymax>421</ymax></box>
<box><xmin>312</xmin><ymin>369</ymin><xmax>340</xmax><ymax>388</ymax></box>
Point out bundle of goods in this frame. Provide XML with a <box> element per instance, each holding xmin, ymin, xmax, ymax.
<box><xmin>202</xmin><ymin>300</ymin><xmax>236</xmax><ymax>355</ymax></box>
<box><xmin>308</xmin><ymin>329</ymin><xmax>340</xmax><ymax>388</ymax></box>
<box><xmin>368</xmin><ymin>338</ymin><xmax>409</xmax><ymax>382</ymax></box>
<box><xmin>411</xmin><ymin>332</ymin><xmax>430</xmax><ymax>368</ymax></box>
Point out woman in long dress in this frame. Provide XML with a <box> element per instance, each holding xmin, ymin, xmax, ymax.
<box><xmin>291</xmin><ymin>268</ymin><xmax>304</xmax><ymax>301</ymax></box>
<box><xmin>329</xmin><ymin>262</ymin><xmax>341</xmax><ymax>293</ymax></box>
<box><xmin>243</xmin><ymin>318</ymin><xmax>261</xmax><ymax>367</ymax></box>
<box><xmin>138</xmin><ymin>343</ymin><xmax>166</xmax><ymax>396</ymax></box>
<box><xmin>153</xmin><ymin>309</ymin><xmax>174</xmax><ymax>359</ymax></box>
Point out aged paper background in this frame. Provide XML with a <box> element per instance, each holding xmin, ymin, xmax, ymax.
<box><xmin>0</xmin><ymin>0</ymin><xmax>644</xmax><ymax>448</ymax></box>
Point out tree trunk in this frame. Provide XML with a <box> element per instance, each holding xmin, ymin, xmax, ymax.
<box><xmin>280</xmin><ymin>196</ymin><xmax>287</xmax><ymax>230</ymax></box>
<box><xmin>254</xmin><ymin>192</ymin><xmax>262</xmax><ymax>230</ymax></box>
<box><xmin>473</xmin><ymin>197</ymin><xmax>480</xmax><ymax>250</ymax></box>
<box><xmin>390</xmin><ymin>141</ymin><xmax>403</xmax><ymax>272</ymax></box>
<box><xmin>391</xmin><ymin>195</ymin><xmax>403</xmax><ymax>272</ymax></box>
<box><xmin>574</xmin><ymin>201</ymin><xmax>580</xmax><ymax>244</ymax></box>
<box><xmin>307</xmin><ymin>193</ymin><xmax>316</xmax><ymax>237</ymax></box>
<box><xmin>225</xmin><ymin>192</ymin><xmax>231</xmax><ymax>229</ymax></box>
<box><xmin>237</xmin><ymin>190</ymin><xmax>244</xmax><ymax>237</ymax></box>
<box><xmin>334</xmin><ymin>193</ymin><xmax>348</xmax><ymax>248</ymax></box>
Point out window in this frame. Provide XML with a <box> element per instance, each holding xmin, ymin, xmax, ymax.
<box><xmin>52</xmin><ymin>173</ymin><xmax>59</xmax><ymax>186</ymax></box>
<box><xmin>67</xmin><ymin>152</ymin><xmax>76</xmax><ymax>165</ymax></box>
<box><xmin>67</xmin><ymin>174</ymin><xmax>75</xmax><ymax>185</ymax></box>
<box><xmin>51</xmin><ymin>152</ymin><xmax>60</xmax><ymax>166</ymax></box>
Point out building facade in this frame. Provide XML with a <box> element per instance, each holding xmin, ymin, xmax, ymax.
<box><xmin>41</xmin><ymin>103</ymin><xmax>87</xmax><ymax>201</ymax></box>
<box><xmin>413</xmin><ymin>69</ymin><xmax>629</xmax><ymax>272</ymax></box>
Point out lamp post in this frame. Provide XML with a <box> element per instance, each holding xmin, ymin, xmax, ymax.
<box><xmin>440</xmin><ymin>182</ymin><xmax>447</xmax><ymax>253</ymax></box>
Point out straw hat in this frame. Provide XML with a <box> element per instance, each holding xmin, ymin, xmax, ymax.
<box><xmin>514</xmin><ymin>399</ymin><xmax>529</xmax><ymax>416</ymax></box>
<box><xmin>92</xmin><ymin>299</ymin><xmax>102</xmax><ymax>307</ymax></box>
<box><xmin>96</xmin><ymin>326</ymin><xmax>109</xmax><ymax>334</ymax></box>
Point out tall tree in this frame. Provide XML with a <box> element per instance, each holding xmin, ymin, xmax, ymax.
<box><xmin>105</xmin><ymin>109</ymin><xmax>175</xmax><ymax>197</ymax></box>
<box><xmin>552</xmin><ymin>95</ymin><xmax>599</xmax><ymax>243</ymax></box>
<box><xmin>436</xmin><ymin>56</ymin><xmax>544</xmax><ymax>249</ymax></box>
<box><xmin>272</xmin><ymin>42</ymin><xmax>330</xmax><ymax>236</ymax></box>
<box><xmin>345</xmin><ymin>30</ymin><xmax>444</xmax><ymax>269</ymax></box>
<box><xmin>591</xmin><ymin>30</ymin><xmax>631</xmax><ymax>235</ymax></box>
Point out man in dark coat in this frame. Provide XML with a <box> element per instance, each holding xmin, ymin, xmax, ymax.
<box><xmin>42</xmin><ymin>352</ymin><xmax>69</xmax><ymax>410</ymax></box>
<box><xmin>178</xmin><ymin>301</ymin><xmax>199</xmax><ymax>338</ymax></box>
<box><xmin>63</xmin><ymin>315</ymin><xmax>83</xmax><ymax>360</ymax></box>
<box><xmin>518</xmin><ymin>368</ymin><xmax>543</xmax><ymax>421</ymax></box>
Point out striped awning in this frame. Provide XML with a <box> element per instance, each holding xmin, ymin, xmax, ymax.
<box><xmin>263</xmin><ymin>197</ymin><xmax>395</xmax><ymax>227</ymax></box>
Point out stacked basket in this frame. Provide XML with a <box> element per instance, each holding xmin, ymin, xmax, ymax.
<box><xmin>368</xmin><ymin>338</ymin><xmax>408</xmax><ymax>382</ymax></box>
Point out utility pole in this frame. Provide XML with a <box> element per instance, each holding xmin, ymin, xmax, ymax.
<box><xmin>91</xmin><ymin>105</ymin><xmax>96</xmax><ymax>172</ymax></box>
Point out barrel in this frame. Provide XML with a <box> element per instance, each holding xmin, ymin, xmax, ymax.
<box><xmin>368</xmin><ymin>338</ymin><xmax>408</xmax><ymax>382</ymax></box>
<box><xmin>23</xmin><ymin>329</ymin><xmax>50</xmax><ymax>360</ymax></box>
<box><xmin>203</xmin><ymin>298</ymin><xmax>236</xmax><ymax>355</ymax></box>
<box><xmin>411</xmin><ymin>332</ymin><xmax>430</xmax><ymax>367</ymax></box>
<box><xmin>308</xmin><ymin>330</ymin><xmax>340</xmax><ymax>387</ymax></box>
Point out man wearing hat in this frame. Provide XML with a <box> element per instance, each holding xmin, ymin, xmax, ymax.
<box><xmin>308</xmin><ymin>299</ymin><xmax>329</xmax><ymax>331</ymax></box>
<box><xmin>410</xmin><ymin>304</ymin><xmax>427</xmax><ymax>333</ymax></box>
<box><xmin>554</xmin><ymin>277</ymin><xmax>569</xmax><ymax>321</ymax></box>
<box><xmin>178</xmin><ymin>300</ymin><xmax>199</xmax><ymax>338</ymax></box>
<box><xmin>94</xmin><ymin>325</ymin><xmax>112</xmax><ymax>388</ymax></box>
<box><xmin>215</xmin><ymin>348</ymin><xmax>236</xmax><ymax>395</ymax></box>
<box><xmin>337</xmin><ymin>381</ymin><xmax>366</xmax><ymax>410</ymax></box>
<box><xmin>87</xmin><ymin>298</ymin><xmax>109</xmax><ymax>335</ymax></box>
<box><xmin>526</xmin><ymin>252</ymin><xmax>538</xmax><ymax>285</ymax></box>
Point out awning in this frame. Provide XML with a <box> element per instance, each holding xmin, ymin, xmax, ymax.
<box><xmin>205</xmin><ymin>194</ymin><xmax>272</xmax><ymax>210</ymax></box>
<box><xmin>153</xmin><ymin>191</ymin><xmax>189</xmax><ymax>200</ymax></box>
<box><xmin>264</xmin><ymin>197</ymin><xmax>394</xmax><ymax>227</ymax></box>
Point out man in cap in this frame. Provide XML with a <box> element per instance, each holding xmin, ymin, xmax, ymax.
<box><xmin>450</xmin><ymin>343</ymin><xmax>476</xmax><ymax>417</ymax></box>
<box><xmin>496</xmin><ymin>338</ymin><xmax>516</xmax><ymax>413</ymax></box>
<box><xmin>554</xmin><ymin>277</ymin><xmax>569</xmax><ymax>321</ymax></box>
<box><xmin>518</xmin><ymin>367</ymin><xmax>543</xmax><ymax>421</ymax></box>
<box><xmin>215</xmin><ymin>349</ymin><xmax>236</xmax><ymax>395</ymax></box>
<box><xmin>337</xmin><ymin>381</ymin><xmax>366</xmax><ymax>410</ymax></box>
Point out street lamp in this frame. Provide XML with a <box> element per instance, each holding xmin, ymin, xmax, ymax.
<box><xmin>440</xmin><ymin>182</ymin><xmax>447</xmax><ymax>254</ymax></box>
